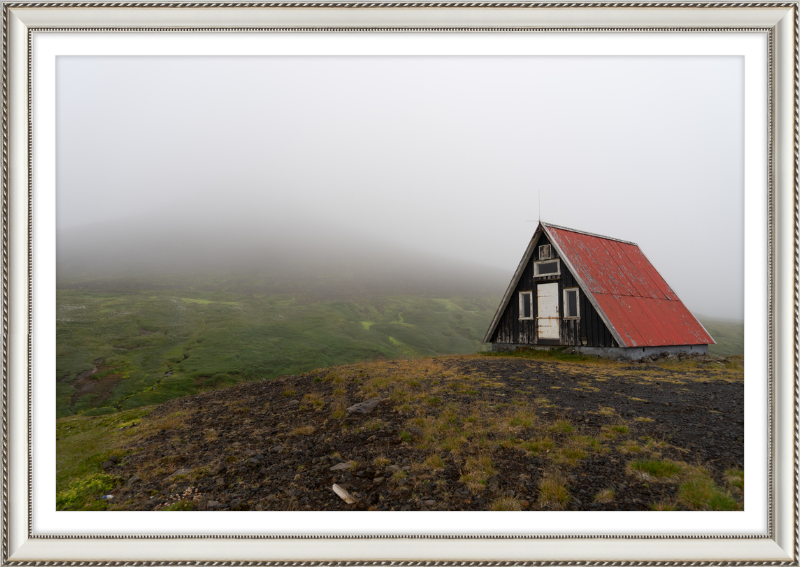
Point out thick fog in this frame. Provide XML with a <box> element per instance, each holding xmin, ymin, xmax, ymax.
<box><xmin>57</xmin><ymin>56</ymin><xmax>744</xmax><ymax>318</ymax></box>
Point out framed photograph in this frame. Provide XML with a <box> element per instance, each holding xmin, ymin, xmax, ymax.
<box><xmin>3</xmin><ymin>1</ymin><xmax>797</xmax><ymax>564</ymax></box>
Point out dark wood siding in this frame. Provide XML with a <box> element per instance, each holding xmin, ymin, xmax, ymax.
<box><xmin>491</xmin><ymin>233</ymin><xmax>618</xmax><ymax>348</ymax></box>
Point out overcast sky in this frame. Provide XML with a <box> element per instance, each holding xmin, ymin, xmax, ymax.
<box><xmin>56</xmin><ymin>55</ymin><xmax>744</xmax><ymax>319</ymax></box>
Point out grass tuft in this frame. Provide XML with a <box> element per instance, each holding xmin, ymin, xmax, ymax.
<box><xmin>288</xmin><ymin>425</ymin><xmax>315</xmax><ymax>436</ymax></box>
<box><xmin>538</xmin><ymin>469</ymin><xmax>570</xmax><ymax>509</ymax></box>
<box><xmin>678</xmin><ymin>470</ymin><xmax>740</xmax><ymax>510</ymax></box>
<box><xmin>56</xmin><ymin>473</ymin><xmax>117</xmax><ymax>511</ymax></box>
<box><xmin>628</xmin><ymin>459</ymin><xmax>683</xmax><ymax>480</ymax></box>
<box><xmin>548</xmin><ymin>420</ymin><xmax>575</xmax><ymax>434</ymax></box>
<box><xmin>491</xmin><ymin>496</ymin><xmax>522</xmax><ymax>511</ymax></box>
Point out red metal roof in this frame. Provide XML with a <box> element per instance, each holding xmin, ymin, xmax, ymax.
<box><xmin>545</xmin><ymin>224</ymin><xmax>714</xmax><ymax>348</ymax></box>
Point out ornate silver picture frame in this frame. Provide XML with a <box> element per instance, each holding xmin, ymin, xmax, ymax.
<box><xmin>2</xmin><ymin>1</ymin><xmax>798</xmax><ymax>564</ymax></box>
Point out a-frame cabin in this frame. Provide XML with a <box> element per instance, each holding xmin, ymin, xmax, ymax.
<box><xmin>483</xmin><ymin>222</ymin><xmax>714</xmax><ymax>359</ymax></box>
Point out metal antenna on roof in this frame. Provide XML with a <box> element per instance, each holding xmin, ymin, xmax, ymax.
<box><xmin>525</xmin><ymin>191</ymin><xmax>543</xmax><ymax>225</ymax></box>
<box><xmin>526</xmin><ymin>191</ymin><xmax>542</xmax><ymax>225</ymax></box>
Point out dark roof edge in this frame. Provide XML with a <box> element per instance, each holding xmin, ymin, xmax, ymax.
<box><xmin>543</xmin><ymin>222</ymin><xmax>639</xmax><ymax>247</ymax></box>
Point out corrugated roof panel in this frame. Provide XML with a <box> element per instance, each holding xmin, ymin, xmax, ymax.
<box><xmin>606</xmin><ymin>240</ymin><xmax>660</xmax><ymax>299</ymax></box>
<box><xmin>598</xmin><ymin>238</ymin><xmax>639</xmax><ymax>297</ymax></box>
<box><xmin>546</xmin><ymin>224</ymin><xmax>713</xmax><ymax>348</ymax></box>
<box><xmin>616</xmin><ymin>241</ymin><xmax>678</xmax><ymax>301</ymax></box>
<box><xmin>593</xmin><ymin>294</ymin><xmax>646</xmax><ymax>347</ymax></box>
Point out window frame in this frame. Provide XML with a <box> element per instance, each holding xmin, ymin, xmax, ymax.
<box><xmin>533</xmin><ymin>258</ymin><xmax>561</xmax><ymax>277</ymax></box>
<box><xmin>563</xmin><ymin>287</ymin><xmax>581</xmax><ymax>319</ymax></box>
<box><xmin>538</xmin><ymin>244</ymin><xmax>552</xmax><ymax>260</ymax></box>
<box><xmin>518</xmin><ymin>291</ymin><xmax>534</xmax><ymax>320</ymax></box>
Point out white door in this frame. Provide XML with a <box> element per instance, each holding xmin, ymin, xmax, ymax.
<box><xmin>537</xmin><ymin>283</ymin><xmax>560</xmax><ymax>340</ymax></box>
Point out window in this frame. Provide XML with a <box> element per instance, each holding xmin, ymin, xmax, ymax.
<box><xmin>519</xmin><ymin>291</ymin><xmax>534</xmax><ymax>320</ymax></box>
<box><xmin>538</xmin><ymin>244</ymin><xmax>552</xmax><ymax>260</ymax></box>
<box><xmin>563</xmin><ymin>288</ymin><xmax>580</xmax><ymax>318</ymax></box>
<box><xmin>534</xmin><ymin>259</ymin><xmax>560</xmax><ymax>277</ymax></box>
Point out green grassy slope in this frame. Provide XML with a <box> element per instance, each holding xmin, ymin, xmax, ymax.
<box><xmin>57</xmin><ymin>289</ymin><xmax>499</xmax><ymax>418</ymax></box>
<box><xmin>57</xmin><ymin>286</ymin><xmax>742</xmax><ymax>419</ymax></box>
<box><xmin>697</xmin><ymin>318</ymin><xmax>744</xmax><ymax>357</ymax></box>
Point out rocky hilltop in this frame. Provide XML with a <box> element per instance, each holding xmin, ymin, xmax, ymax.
<box><xmin>75</xmin><ymin>352</ymin><xmax>744</xmax><ymax>512</ymax></box>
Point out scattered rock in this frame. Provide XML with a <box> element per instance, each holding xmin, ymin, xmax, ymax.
<box><xmin>346</xmin><ymin>398</ymin><xmax>383</xmax><ymax>415</ymax></box>
<box><xmin>126</xmin><ymin>474</ymin><xmax>141</xmax><ymax>487</ymax></box>
<box><xmin>330</xmin><ymin>462</ymin><xmax>352</xmax><ymax>472</ymax></box>
<box><xmin>166</xmin><ymin>468</ymin><xmax>192</xmax><ymax>480</ymax></box>
<box><xmin>101</xmin><ymin>461</ymin><xmax>114</xmax><ymax>471</ymax></box>
<box><xmin>98</xmin><ymin>354</ymin><xmax>742</xmax><ymax>513</ymax></box>
<box><xmin>109</xmin><ymin>455</ymin><xmax>119</xmax><ymax>464</ymax></box>
<box><xmin>332</xmin><ymin>483</ymin><xmax>358</xmax><ymax>504</ymax></box>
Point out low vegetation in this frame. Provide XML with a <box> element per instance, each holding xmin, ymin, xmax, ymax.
<box><xmin>56</xmin><ymin>288</ymin><xmax>744</xmax><ymax>421</ymax></box>
<box><xmin>56</xmin><ymin>290</ymin><xmax>499</xmax><ymax>418</ymax></box>
<box><xmin>56</xmin><ymin>351</ymin><xmax>744</xmax><ymax>512</ymax></box>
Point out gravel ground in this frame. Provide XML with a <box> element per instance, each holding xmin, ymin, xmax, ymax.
<box><xmin>105</xmin><ymin>353</ymin><xmax>743</xmax><ymax>512</ymax></box>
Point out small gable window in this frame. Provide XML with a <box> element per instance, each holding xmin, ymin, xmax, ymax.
<box><xmin>534</xmin><ymin>259</ymin><xmax>560</xmax><ymax>277</ymax></box>
<box><xmin>563</xmin><ymin>287</ymin><xmax>580</xmax><ymax>318</ymax></box>
<box><xmin>538</xmin><ymin>244</ymin><xmax>552</xmax><ymax>260</ymax></box>
<box><xmin>519</xmin><ymin>291</ymin><xmax>534</xmax><ymax>320</ymax></box>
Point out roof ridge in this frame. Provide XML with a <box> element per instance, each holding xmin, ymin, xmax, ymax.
<box><xmin>542</xmin><ymin>222</ymin><xmax>639</xmax><ymax>246</ymax></box>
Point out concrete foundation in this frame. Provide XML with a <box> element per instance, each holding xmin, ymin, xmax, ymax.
<box><xmin>491</xmin><ymin>343</ymin><xmax>708</xmax><ymax>360</ymax></box>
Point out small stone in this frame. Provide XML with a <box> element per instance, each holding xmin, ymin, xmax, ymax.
<box><xmin>101</xmin><ymin>461</ymin><xmax>114</xmax><ymax>471</ymax></box>
<box><xmin>166</xmin><ymin>468</ymin><xmax>192</xmax><ymax>480</ymax></box>
<box><xmin>423</xmin><ymin>499</ymin><xmax>436</xmax><ymax>506</ymax></box>
<box><xmin>520</xmin><ymin>500</ymin><xmax>530</xmax><ymax>509</ymax></box>
<box><xmin>346</xmin><ymin>398</ymin><xmax>383</xmax><ymax>415</ymax></box>
<box><xmin>330</xmin><ymin>462</ymin><xmax>352</xmax><ymax>471</ymax></box>
<box><xmin>109</xmin><ymin>455</ymin><xmax>119</xmax><ymax>463</ymax></box>
<box><xmin>664</xmin><ymin>402</ymin><xmax>671</xmax><ymax>407</ymax></box>
<box><xmin>333</xmin><ymin>483</ymin><xmax>359</xmax><ymax>504</ymax></box>
<box><xmin>373</xmin><ymin>477</ymin><xmax>385</xmax><ymax>486</ymax></box>
<box><xmin>126</xmin><ymin>474</ymin><xmax>142</xmax><ymax>487</ymax></box>
<box><xmin>207</xmin><ymin>500</ymin><xmax>222</xmax><ymax>509</ymax></box>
